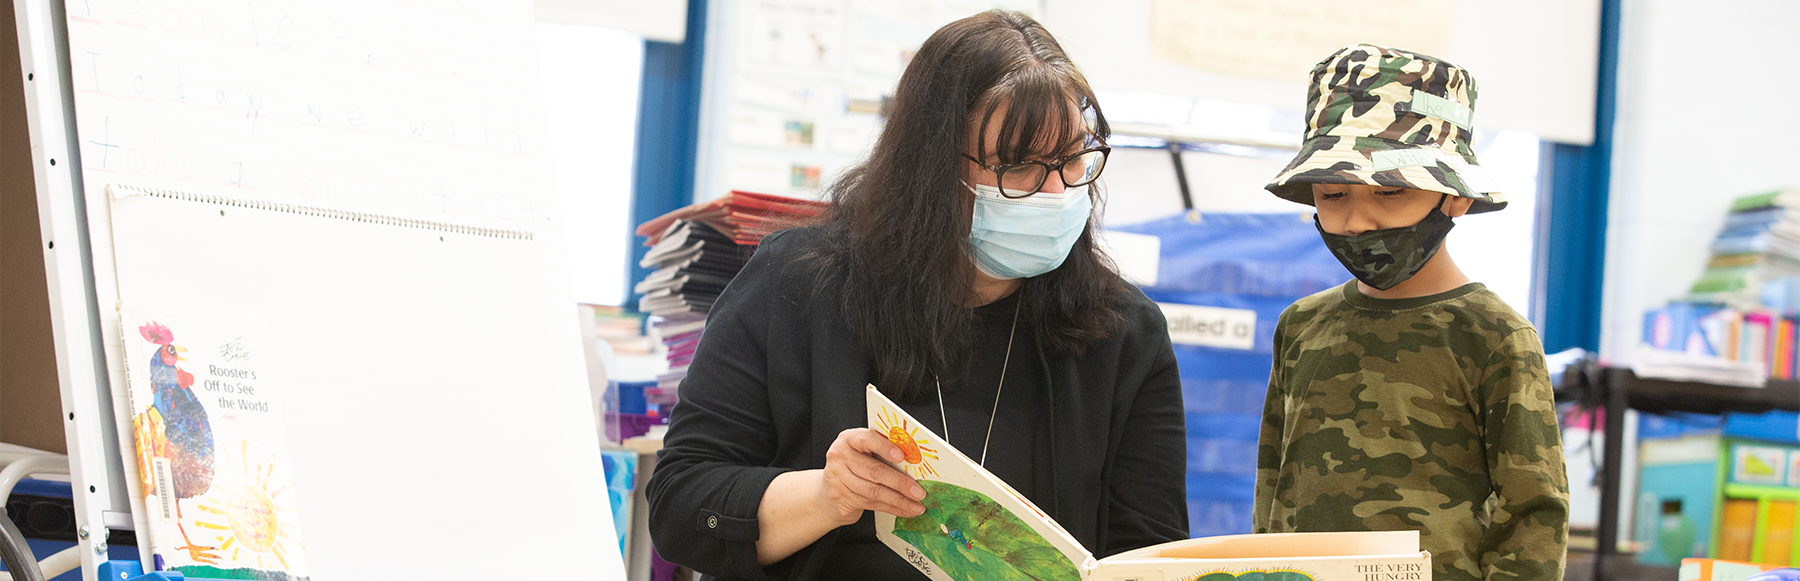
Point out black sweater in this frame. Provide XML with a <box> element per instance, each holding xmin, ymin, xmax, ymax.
<box><xmin>645</xmin><ymin>227</ymin><xmax>1189</xmax><ymax>580</ymax></box>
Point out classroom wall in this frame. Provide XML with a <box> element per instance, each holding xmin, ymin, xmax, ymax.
<box><xmin>1598</xmin><ymin>0</ymin><xmax>1800</xmax><ymax>361</ymax></box>
<box><xmin>1042</xmin><ymin>0</ymin><xmax>1601</xmax><ymax>145</ymax></box>
<box><xmin>1096</xmin><ymin>146</ymin><xmax>1299</xmax><ymax>229</ymax></box>
<box><xmin>0</xmin><ymin>0</ymin><xmax>67</xmax><ymax>455</ymax></box>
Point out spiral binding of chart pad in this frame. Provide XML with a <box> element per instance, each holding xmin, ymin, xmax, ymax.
<box><xmin>108</xmin><ymin>183</ymin><xmax>536</xmax><ymax>241</ymax></box>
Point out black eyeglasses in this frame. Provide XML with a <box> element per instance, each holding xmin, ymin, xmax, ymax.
<box><xmin>961</xmin><ymin>145</ymin><xmax>1111</xmax><ymax>199</ymax></box>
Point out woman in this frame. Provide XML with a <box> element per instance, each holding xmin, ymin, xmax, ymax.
<box><xmin>646</xmin><ymin>10</ymin><xmax>1187</xmax><ymax>580</ymax></box>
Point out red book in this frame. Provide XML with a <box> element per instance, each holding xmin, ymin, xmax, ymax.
<box><xmin>636</xmin><ymin>190</ymin><xmax>830</xmax><ymax>246</ymax></box>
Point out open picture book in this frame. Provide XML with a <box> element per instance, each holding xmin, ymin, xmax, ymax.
<box><xmin>865</xmin><ymin>385</ymin><xmax>1430</xmax><ymax>581</ymax></box>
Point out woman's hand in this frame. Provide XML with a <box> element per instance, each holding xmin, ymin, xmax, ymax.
<box><xmin>754</xmin><ymin>428</ymin><xmax>928</xmax><ymax>565</ymax></box>
<box><xmin>817</xmin><ymin>428</ymin><xmax>927</xmax><ymax>525</ymax></box>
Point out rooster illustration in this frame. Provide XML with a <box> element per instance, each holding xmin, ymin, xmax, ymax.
<box><xmin>135</xmin><ymin>321</ymin><xmax>218</xmax><ymax>563</ymax></box>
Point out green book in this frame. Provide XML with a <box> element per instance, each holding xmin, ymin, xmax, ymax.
<box><xmin>1730</xmin><ymin>189</ymin><xmax>1800</xmax><ymax>213</ymax></box>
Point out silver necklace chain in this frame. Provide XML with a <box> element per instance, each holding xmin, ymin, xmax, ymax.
<box><xmin>935</xmin><ymin>297</ymin><xmax>1022</xmax><ymax>467</ymax></box>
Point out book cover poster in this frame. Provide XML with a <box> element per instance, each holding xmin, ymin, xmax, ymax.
<box><xmin>119</xmin><ymin>304</ymin><xmax>310</xmax><ymax>580</ymax></box>
<box><xmin>866</xmin><ymin>385</ymin><xmax>1094</xmax><ymax>581</ymax></box>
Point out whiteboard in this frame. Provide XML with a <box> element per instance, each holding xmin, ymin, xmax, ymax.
<box><xmin>53</xmin><ymin>0</ymin><xmax>620</xmax><ymax>578</ymax></box>
<box><xmin>64</xmin><ymin>0</ymin><xmax>558</xmax><ymax>219</ymax></box>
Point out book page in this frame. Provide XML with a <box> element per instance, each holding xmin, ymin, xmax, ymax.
<box><xmin>1096</xmin><ymin>531</ymin><xmax>1427</xmax><ymax>581</ymax></box>
<box><xmin>866</xmin><ymin>385</ymin><xmax>1095</xmax><ymax>581</ymax></box>
<box><xmin>1113</xmin><ymin>531</ymin><xmax>1419</xmax><ymax>560</ymax></box>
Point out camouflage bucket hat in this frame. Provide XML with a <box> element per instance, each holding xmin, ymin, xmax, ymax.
<box><xmin>1265</xmin><ymin>44</ymin><xmax>1506</xmax><ymax>213</ymax></box>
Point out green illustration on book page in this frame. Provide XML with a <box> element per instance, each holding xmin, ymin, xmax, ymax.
<box><xmin>891</xmin><ymin>480</ymin><xmax>1081</xmax><ymax>581</ymax></box>
<box><xmin>868</xmin><ymin>386</ymin><xmax>1092</xmax><ymax>581</ymax></box>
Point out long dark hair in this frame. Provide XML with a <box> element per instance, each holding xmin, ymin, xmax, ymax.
<box><xmin>809</xmin><ymin>10</ymin><xmax>1127</xmax><ymax>400</ymax></box>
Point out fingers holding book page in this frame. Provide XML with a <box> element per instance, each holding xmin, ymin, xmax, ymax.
<box><xmin>820</xmin><ymin>427</ymin><xmax>929</xmax><ymax>524</ymax></box>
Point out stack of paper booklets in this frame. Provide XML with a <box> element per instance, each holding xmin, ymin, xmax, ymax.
<box><xmin>1630</xmin><ymin>343</ymin><xmax>1767</xmax><ymax>388</ymax></box>
<box><xmin>1630</xmin><ymin>189</ymin><xmax>1800</xmax><ymax>386</ymax></box>
<box><xmin>1691</xmin><ymin>188</ymin><xmax>1800</xmax><ymax>306</ymax></box>
<box><xmin>865</xmin><ymin>385</ymin><xmax>1429</xmax><ymax>581</ymax></box>
<box><xmin>633</xmin><ymin>191</ymin><xmax>828</xmax><ymax>404</ymax></box>
<box><xmin>636</xmin><ymin>220</ymin><xmax>753</xmax><ymax>402</ymax></box>
<box><xmin>635</xmin><ymin>190</ymin><xmax>829</xmax><ymax>247</ymax></box>
<box><xmin>636</xmin><ymin>221</ymin><xmax>748</xmax><ymax>317</ymax></box>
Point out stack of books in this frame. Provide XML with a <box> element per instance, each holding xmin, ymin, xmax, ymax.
<box><xmin>1635</xmin><ymin>189</ymin><xmax>1800</xmax><ymax>386</ymax></box>
<box><xmin>592</xmin><ymin>305</ymin><xmax>653</xmax><ymax>356</ymax></box>
<box><xmin>1691</xmin><ymin>189</ymin><xmax>1800</xmax><ymax>305</ymax></box>
<box><xmin>636</xmin><ymin>221</ymin><xmax>754</xmax><ymax>403</ymax></box>
<box><xmin>635</xmin><ymin>190</ymin><xmax>829</xmax><ymax>246</ymax></box>
<box><xmin>633</xmin><ymin>191</ymin><xmax>831</xmax><ymax>406</ymax></box>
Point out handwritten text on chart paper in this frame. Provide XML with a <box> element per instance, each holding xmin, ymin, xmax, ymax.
<box><xmin>63</xmin><ymin>0</ymin><xmax>558</xmax><ymax>223</ymax></box>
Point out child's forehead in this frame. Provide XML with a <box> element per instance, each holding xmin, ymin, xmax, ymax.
<box><xmin>1312</xmin><ymin>184</ymin><xmax>1435</xmax><ymax>196</ymax></box>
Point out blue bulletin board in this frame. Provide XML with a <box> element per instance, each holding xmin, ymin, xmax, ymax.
<box><xmin>1110</xmin><ymin>212</ymin><xmax>1345</xmax><ymax>537</ymax></box>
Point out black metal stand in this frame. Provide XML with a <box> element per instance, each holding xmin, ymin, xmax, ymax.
<box><xmin>1166</xmin><ymin>141</ymin><xmax>1198</xmax><ymax>223</ymax></box>
<box><xmin>1565</xmin><ymin>368</ymin><xmax>1800</xmax><ymax>580</ymax></box>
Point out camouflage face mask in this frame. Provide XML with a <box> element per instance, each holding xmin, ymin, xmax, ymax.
<box><xmin>1314</xmin><ymin>198</ymin><xmax>1455</xmax><ymax>291</ymax></box>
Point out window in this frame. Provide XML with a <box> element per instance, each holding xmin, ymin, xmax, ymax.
<box><xmin>535</xmin><ymin>23</ymin><xmax>645</xmax><ymax>306</ymax></box>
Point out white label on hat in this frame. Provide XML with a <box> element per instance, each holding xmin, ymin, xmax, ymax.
<box><xmin>1455</xmin><ymin>163</ymin><xmax>1501</xmax><ymax>194</ymax></box>
<box><xmin>1408</xmin><ymin>90</ymin><xmax>1472</xmax><ymax>129</ymax></box>
<box><xmin>1370</xmin><ymin>149</ymin><xmax>1438</xmax><ymax>171</ymax></box>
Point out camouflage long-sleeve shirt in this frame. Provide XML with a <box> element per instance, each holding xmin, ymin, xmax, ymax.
<box><xmin>1254</xmin><ymin>282</ymin><xmax>1568</xmax><ymax>581</ymax></box>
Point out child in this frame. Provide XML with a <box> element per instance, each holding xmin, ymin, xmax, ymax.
<box><xmin>1255</xmin><ymin>44</ymin><xmax>1569</xmax><ymax>581</ymax></box>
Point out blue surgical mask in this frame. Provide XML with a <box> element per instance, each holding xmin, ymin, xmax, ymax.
<box><xmin>965</xmin><ymin>181</ymin><xmax>1093</xmax><ymax>279</ymax></box>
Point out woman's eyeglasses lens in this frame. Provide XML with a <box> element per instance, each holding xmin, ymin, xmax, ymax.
<box><xmin>997</xmin><ymin>166</ymin><xmax>1049</xmax><ymax>198</ymax></box>
<box><xmin>996</xmin><ymin>149</ymin><xmax>1108</xmax><ymax>198</ymax></box>
<box><xmin>1063</xmin><ymin>149</ymin><xmax>1107</xmax><ymax>186</ymax></box>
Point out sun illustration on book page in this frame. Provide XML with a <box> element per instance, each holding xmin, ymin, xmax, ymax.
<box><xmin>188</xmin><ymin>440</ymin><xmax>304</xmax><ymax>571</ymax></box>
<box><xmin>874</xmin><ymin>407</ymin><xmax>939</xmax><ymax>478</ymax></box>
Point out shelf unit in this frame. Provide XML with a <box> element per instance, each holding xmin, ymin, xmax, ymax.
<box><xmin>1718</xmin><ymin>483</ymin><xmax>1800</xmax><ymax>564</ymax></box>
<box><xmin>1560</xmin><ymin>367</ymin><xmax>1800</xmax><ymax>580</ymax></box>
